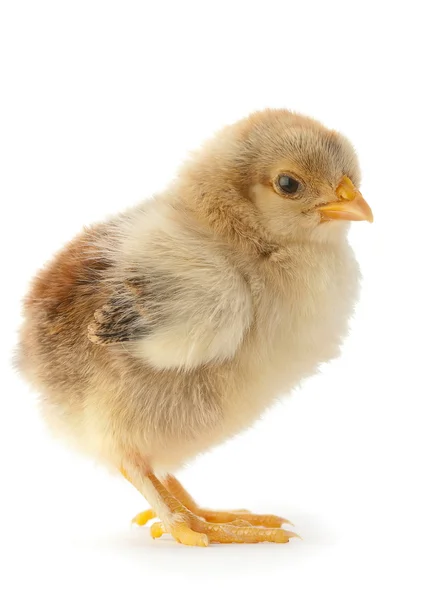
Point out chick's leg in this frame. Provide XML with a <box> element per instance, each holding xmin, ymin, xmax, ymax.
<box><xmin>164</xmin><ymin>474</ymin><xmax>291</xmax><ymax>528</ymax></box>
<box><xmin>123</xmin><ymin>467</ymin><xmax>296</xmax><ymax>545</ymax></box>
<box><xmin>122</xmin><ymin>466</ymin><xmax>208</xmax><ymax>546</ymax></box>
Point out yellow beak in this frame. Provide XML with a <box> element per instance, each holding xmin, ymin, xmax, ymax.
<box><xmin>318</xmin><ymin>176</ymin><xmax>373</xmax><ymax>223</ymax></box>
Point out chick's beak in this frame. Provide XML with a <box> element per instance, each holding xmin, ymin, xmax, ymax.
<box><xmin>318</xmin><ymin>176</ymin><xmax>373</xmax><ymax>223</ymax></box>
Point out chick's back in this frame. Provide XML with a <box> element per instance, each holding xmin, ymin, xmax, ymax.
<box><xmin>18</xmin><ymin>225</ymin><xmax>110</xmax><ymax>395</ymax></box>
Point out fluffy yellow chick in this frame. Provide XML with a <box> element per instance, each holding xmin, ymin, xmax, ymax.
<box><xmin>17</xmin><ymin>109</ymin><xmax>373</xmax><ymax>546</ymax></box>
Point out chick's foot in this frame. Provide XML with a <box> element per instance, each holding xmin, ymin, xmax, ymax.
<box><xmin>124</xmin><ymin>470</ymin><xmax>297</xmax><ymax>546</ymax></box>
<box><xmin>151</xmin><ymin>512</ymin><xmax>298</xmax><ymax>544</ymax></box>
<box><xmin>164</xmin><ymin>474</ymin><xmax>293</xmax><ymax>528</ymax></box>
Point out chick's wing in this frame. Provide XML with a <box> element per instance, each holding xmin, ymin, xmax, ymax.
<box><xmin>87</xmin><ymin>277</ymin><xmax>153</xmax><ymax>345</ymax></box>
<box><xmin>88</xmin><ymin>264</ymin><xmax>252</xmax><ymax>370</ymax></box>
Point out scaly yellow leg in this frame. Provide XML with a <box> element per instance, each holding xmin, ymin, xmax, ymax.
<box><xmin>124</xmin><ymin>468</ymin><xmax>209</xmax><ymax>546</ymax></box>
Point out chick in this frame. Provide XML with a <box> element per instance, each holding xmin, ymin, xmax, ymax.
<box><xmin>17</xmin><ymin>109</ymin><xmax>373</xmax><ymax>546</ymax></box>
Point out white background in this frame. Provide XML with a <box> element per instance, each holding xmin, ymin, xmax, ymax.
<box><xmin>1</xmin><ymin>1</ymin><xmax>431</xmax><ymax>598</ymax></box>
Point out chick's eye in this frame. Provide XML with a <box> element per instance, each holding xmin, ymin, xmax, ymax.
<box><xmin>278</xmin><ymin>175</ymin><xmax>300</xmax><ymax>194</ymax></box>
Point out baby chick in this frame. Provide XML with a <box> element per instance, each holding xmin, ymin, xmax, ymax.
<box><xmin>17</xmin><ymin>109</ymin><xmax>373</xmax><ymax>546</ymax></box>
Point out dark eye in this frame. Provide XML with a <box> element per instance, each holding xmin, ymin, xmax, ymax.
<box><xmin>278</xmin><ymin>175</ymin><xmax>300</xmax><ymax>194</ymax></box>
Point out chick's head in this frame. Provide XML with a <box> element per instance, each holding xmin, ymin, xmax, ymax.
<box><xmin>184</xmin><ymin>109</ymin><xmax>373</xmax><ymax>245</ymax></box>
